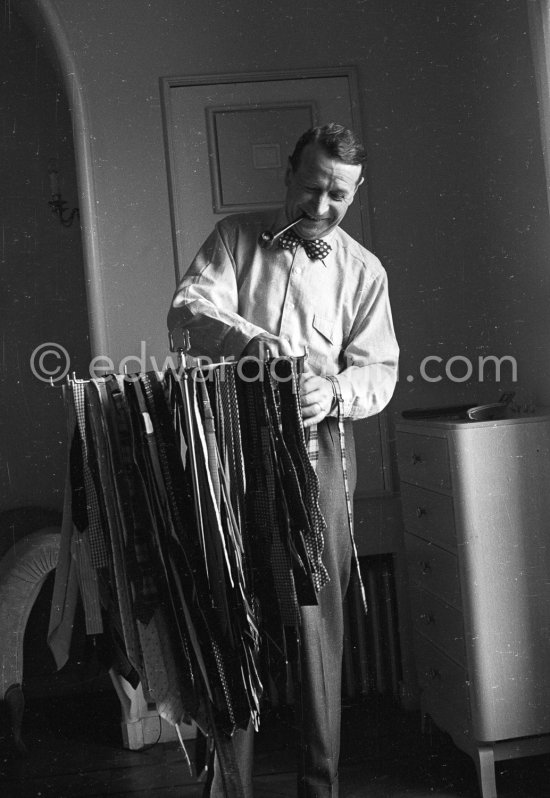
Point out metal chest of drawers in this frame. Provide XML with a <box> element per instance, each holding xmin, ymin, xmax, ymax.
<box><xmin>396</xmin><ymin>414</ymin><xmax>550</xmax><ymax>798</ymax></box>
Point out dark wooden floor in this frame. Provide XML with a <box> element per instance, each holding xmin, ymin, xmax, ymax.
<box><xmin>2</xmin><ymin>688</ymin><xmax>550</xmax><ymax>797</ymax></box>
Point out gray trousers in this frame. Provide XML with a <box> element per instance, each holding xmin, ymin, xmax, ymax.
<box><xmin>211</xmin><ymin>418</ymin><xmax>356</xmax><ymax>798</ymax></box>
<box><xmin>297</xmin><ymin>418</ymin><xmax>355</xmax><ymax>798</ymax></box>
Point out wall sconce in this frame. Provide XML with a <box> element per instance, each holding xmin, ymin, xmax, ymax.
<box><xmin>48</xmin><ymin>162</ymin><xmax>80</xmax><ymax>228</ymax></box>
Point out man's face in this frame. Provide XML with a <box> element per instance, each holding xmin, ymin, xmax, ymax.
<box><xmin>284</xmin><ymin>142</ymin><xmax>364</xmax><ymax>240</ymax></box>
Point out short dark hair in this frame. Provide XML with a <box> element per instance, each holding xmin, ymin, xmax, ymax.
<box><xmin>289</xmin><ymin>123</ymin><xmax>366</xmax><ymax>174</ymax></box>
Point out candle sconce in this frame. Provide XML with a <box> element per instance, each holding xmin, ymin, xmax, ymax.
<box><xmin>47</xmin><ymin>163</ymin><xmax>80</xmax><ymax>228</ymax></box>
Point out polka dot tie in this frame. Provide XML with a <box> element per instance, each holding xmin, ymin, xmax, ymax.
<box><xmin>278</xmin><ymin>229</ymin><xmax>332</xmax><ymax>261</ymax></box>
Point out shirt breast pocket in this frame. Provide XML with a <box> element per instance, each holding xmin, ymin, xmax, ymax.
<box><xmin>312</xmin><ymin>313</ymin><xmax>339</xmax><ymax>346</ymax></box>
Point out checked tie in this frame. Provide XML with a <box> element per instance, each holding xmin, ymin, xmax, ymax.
<box><xmin>278</xmin><ymin>229</ymin><xmax>332</xmax><ymax>261</ymax></box>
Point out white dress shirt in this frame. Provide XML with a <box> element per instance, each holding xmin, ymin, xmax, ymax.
<box><xmin>168</xmin><ymin>208</ymin><xmax>399</xmax><ymax>420</ymax></box>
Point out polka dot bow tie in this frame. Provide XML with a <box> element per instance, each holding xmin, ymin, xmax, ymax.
<box><xmin>278</xmin><ymin>229</ymin><xmax>332</xmax><ymax>261</ymax></box>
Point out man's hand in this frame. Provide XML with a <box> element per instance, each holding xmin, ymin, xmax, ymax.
<box><xmin>300</xmin><ymin>365</ymin><xmax>335</xmax><ymax>428</ymax></box>
<box><xmin>242</xmin><ymin>334</ymin><xmax>293</xmax><ymax>359</ymax></box>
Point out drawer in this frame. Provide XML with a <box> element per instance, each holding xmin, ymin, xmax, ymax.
<box><xmin>410</xmin><ymin>587</ymin><xmax>466</xmax><ymax>667</ymax></box>
<box><xmin>396</xmin><ymin>432</ymin><xmax>451</xmax><ymax>490</ymax></box>
<box><xmin>400</xmin><ymin>483</ymin><xmax>456</xmax><ymax>549</ymax></box>
<box><xmin>415</xmin><ymin>634</ymin><xmax>471</xmax><ymax>734</ymax></box>
<box><xmin>405</xmin><ymin>533</ymin><xmax>461</xmax><ymax>609</ymax></box>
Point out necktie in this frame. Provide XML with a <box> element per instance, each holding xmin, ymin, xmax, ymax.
<box><xmin>278</xmin><ymin>229</ymin><xmax>331</xmax><ymax>261</ymax></box>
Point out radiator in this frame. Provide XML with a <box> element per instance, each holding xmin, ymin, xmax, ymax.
<box><xmin>342</xmin><ymin>554</ymin><xmax>402</xmax><ymax>701</ymax></box>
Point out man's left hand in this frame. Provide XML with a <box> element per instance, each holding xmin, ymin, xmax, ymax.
<box><xmin>300</xmin><ymin>366</ymin><xmax>334</xmax><ymax>428</ymax></box>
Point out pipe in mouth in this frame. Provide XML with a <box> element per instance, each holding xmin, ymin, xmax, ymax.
<box><xmin>258</xmin><ymin>214</ymin><xmax>306</xmax><ymax>248</ymax></box>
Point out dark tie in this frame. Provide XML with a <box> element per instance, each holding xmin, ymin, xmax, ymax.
<box><xmin>278</xmin><ymin>229</ymin><xmax>332</xmax><ymax>261</ymax></box>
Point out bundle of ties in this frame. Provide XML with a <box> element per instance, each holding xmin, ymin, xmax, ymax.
<box><xmin>47</xmin><ymin>356</ymin><xmax>329</xmax><ymax>767</ymax></box>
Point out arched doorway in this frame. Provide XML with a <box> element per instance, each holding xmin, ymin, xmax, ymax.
<box><xmin>0</xmin><ymin>5</ymin><xmax>101</xmax><ymax>732</ymax></box>
<box><xmin>1</xmin><ymin>3</ymin><xmax>91</xmax><ymax>517</ymax></box>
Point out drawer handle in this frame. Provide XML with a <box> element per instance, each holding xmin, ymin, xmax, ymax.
<box><xmin>419</xmin><ymin>612</ymin><xmax>435</xmax><ymax>625</ymax></box>
<box><xmin>415</xmin><ymin>506</ymin><xmax>427</xmax><ymax>518</ymax></box>
<box><xmin>411</xmin><ymin>452</ymin><xmax>422</xmax><ymax>464</ymax></box>
<box><xmin>419</xmin><ymin>560</ymin><xmax>432</xmax><ymax>575</ymax></box>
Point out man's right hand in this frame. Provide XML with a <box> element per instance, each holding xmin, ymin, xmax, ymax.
<box><xmin>241</xmin><ymin>334</ymin><xmax>294</xmax><ymax>360</ymax></box>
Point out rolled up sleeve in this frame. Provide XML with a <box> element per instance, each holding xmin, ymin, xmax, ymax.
<box><xmin>168</xmin><ymin>226</ymin><xmax>267</xmax><ymax>359</ymax></box>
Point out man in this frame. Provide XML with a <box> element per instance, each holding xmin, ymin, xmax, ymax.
<box><xmin>167</xmin><ymin>123</ymin><xmax>399</xmax><ymax>797</ymax></box>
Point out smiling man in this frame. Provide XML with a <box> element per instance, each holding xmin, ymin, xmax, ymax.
<box><xmin>168</xmin><ymin>123</ymin><xmax>399</xmax><ymax>798</ymax></box>
<box><xmin>285</xmin><ymin>130</ymin><xmax>364</xmax><ymax>241</ymax></box>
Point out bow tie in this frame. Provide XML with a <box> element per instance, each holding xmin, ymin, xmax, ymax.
<box><xmin>278</xmin><ymin>229</ymin><xmax>332</xmax><ymax>261</ymax></box>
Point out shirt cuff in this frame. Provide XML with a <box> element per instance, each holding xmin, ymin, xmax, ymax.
<box><xmin>324</xmin><ymin>375</ymin><xmax>340</xmax><ymax>417</ymax></box>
